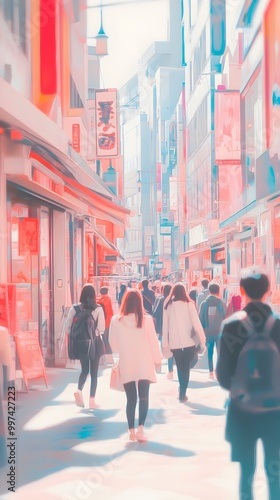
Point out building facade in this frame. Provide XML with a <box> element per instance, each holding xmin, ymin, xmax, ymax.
<box><xmin>180</xmin><ymin>0</ymin><xmax>280</xmax><ymax>309</ymax></box>
<box><xmin>0</xmin><ymin>0</ymin><xmax>128</xmax><ymax>382</ymax></box>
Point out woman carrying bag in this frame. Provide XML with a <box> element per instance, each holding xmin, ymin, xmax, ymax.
<box><xmin>162</xmin><ymin>283</ymin><xmax>206</xmax><ymax>403</ymax></box>
<box><xmin>109</xmin><ymin>289</ymin><xmax>162</xmax><ymax>442</ymax></box>
<box><xmin>64</xmin><ymin>284</ymin><xmax>105</xmax><ymax>409</ymax></box>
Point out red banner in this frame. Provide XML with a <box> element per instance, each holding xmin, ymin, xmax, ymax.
<box><xmin>72</xmin><ymin>124</ymin><xmax>80</xmax><ymax>152</ymax></box>
<box><xmin>0</xmin><ymin>284</ymin><xmax>16</xmax><ymax>334</ymax></box>
<box><xmin>14</xmin><ymin>331</ymin><xmax>48</xmax><ymax>391</ymax></box>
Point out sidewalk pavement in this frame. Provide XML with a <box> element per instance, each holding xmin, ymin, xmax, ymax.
<box><xmin>0</xmin><ymin>357</ymin><xmax>269</xmax><ymax>500</ymax></box>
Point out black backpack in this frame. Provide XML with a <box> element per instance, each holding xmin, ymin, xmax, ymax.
<box><xmin>230</xmin><ymin>314</ymin><xmax>280</xmax><ymax>414</ymax></box>
<box><xmin>68</xmin><ymin>304</ymin><xmax>98</xmax><ymax>360</ymax></box>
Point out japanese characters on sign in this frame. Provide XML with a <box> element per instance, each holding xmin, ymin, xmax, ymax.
<box><xmin>72</xmin><ymin>124</ymin><xmax>80</xmax><ymax>153</ymax></box>
<box><xmin>95</xmin><ymin>89</ymin><xmax>119</xmax><ymax>157</ymax></box>
<box><xmin>18</xmin><ymin>218</ymin><xmax>39</xmax><ymax>255</ymax></box>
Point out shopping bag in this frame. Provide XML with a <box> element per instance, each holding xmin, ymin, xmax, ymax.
<box><xmin>110</xmin><ymin>364</ymin><xmax>124</xmax><ymax>391</ymax></box>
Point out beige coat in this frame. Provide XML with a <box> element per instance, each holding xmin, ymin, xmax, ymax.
<box><xmin>109</xmin><ymin>314</ymin><xmax>162</xmax><ymax>384</ymax></box>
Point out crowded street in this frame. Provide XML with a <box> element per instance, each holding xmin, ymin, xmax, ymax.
<box><xmin>0</xmin><ymin>357</ymin><xmax>269</xmax><ymax>499</ymax></box>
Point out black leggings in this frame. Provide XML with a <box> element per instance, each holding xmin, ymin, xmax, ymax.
<box><xmin>172</xmin><ymin>346</ymin><xmax>196</xmax><ymax>400</ymax></box>
<box><xmin>123</xmin><ymin>380</ymin><xmax>150</xmax><ymax>429</ymax></box>
<box><xmin>239</xmin><ymin>440</ymin><xmax>280</xmax><ymax>500</ymax></box>
<box><xmin>78</xmin><ymin>357</ymin><xmax>100</xmax><ymax>397</ymax></box>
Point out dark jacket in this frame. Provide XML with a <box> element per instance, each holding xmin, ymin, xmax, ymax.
<box><xmin>118</xmin><ymin>285</ymin><xmax>126</xmax><ymax>306</ymax></box>
<box><xmin>152</xmin><ymin>295</ymin><xmax>165</xmax><ymax>335</ymax></box>
<box><xmin>199</xmin><ymin>295</ymin><xmax>226</xmax><ymax>338</ymax></box>
<box><xmin>142</xmin><ymin>288</ymin><xmax>156</xmax><ymax>315</ymax></box>
<box><xmin>217</xmin><ymin>302</ymin><xmax>280</xmax><ymax>445</ymax></box>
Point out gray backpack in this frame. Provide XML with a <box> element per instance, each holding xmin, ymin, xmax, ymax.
<box><xmin>230</xmin><ymin>315</ymin><xmax>280</xmax><ymax>413</ymax></box>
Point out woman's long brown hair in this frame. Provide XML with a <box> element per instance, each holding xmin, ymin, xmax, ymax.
<box><xmin>119</xmin><ymin>288</ymin><xmax>144</xmax><ymax>328</ymax></box>
<box><xmin>164</xmin><ymin>283</ymin><xmax>190</xmax><ymax>309</ymax></box>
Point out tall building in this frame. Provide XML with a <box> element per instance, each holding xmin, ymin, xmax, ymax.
<box><xmin>181</xmin><ymin>0</ymin><xmax>280</xmax><ymax>310</ymax></box>
<box><xmin>120</xmin><ymin>0</ymin><xmax>185</xmax><ymax>278</ymax></box>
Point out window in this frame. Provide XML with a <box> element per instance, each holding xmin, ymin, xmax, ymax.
<box><xmin>3</xmin><ymin>0</ymin><xmax>26</xmax><ymax>53</ymax></box>
<box><xmin>188</xmin><ymin>95</ymin><xmax>209</xmax><ymax>156</ymax></box>
<box><xmin>70</xmin><ymin>75</ymin><xmax>84</xmax><ymax>109</ymax></box>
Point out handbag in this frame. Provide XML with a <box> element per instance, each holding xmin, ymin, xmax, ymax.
<box><xmin>110</xmin><ymin>363</ymin><xmax>124</xmax><ymax>391</ymax></box>
<box><xmin>95</xmin><ymin>334</ymin><xmax>105</xmax><ymax>358</ymax></box>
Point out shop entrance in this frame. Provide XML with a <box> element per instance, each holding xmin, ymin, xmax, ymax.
<box><xmin>8</xmin><ymin>191</ymin><xmax>54</xmax><ymax>367</ymax></box>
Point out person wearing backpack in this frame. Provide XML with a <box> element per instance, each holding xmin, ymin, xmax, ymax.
<box><xmin>217</xmin><ymin>267</ymin><xmax>280</xmax><ymax>500</ymax></box>
<box><xmin>199</xmin><ymin>282</ymin><xmax>226</xmax><ymax>379</ymax></box>
<box><xmin>65</xmin><ymin>284</ymin><xmax>105</xmax><ymax>409</ymax></box>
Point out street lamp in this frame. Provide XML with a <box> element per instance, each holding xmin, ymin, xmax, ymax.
<box><xmin>95</xmin><ymin>1</ymin><xmax>108</xmax><ymax>56</ymax></box>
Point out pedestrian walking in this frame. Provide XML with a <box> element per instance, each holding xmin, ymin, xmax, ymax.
<box><xmin>65</xmin><ymin>284</ymin><xmax>105</xmax><ymax>409</ymax></box>
<box><xmin>118</xmin><ymin>283</ymin><xmax>127</xmax><ymax>307</ymax></box>
<box><xmin>152</xmin><ymin>283</ymin><xmax>174</xmax><ymax>377</ymax></box>
<box><xmin>199</xmin><ymin>282</ymin><xmax>226</xmax><ymax>379</ymax></box>
<box><xmin>109</xmin><ymin>289</ymin><xmax>162</xmax><ymax>442</ymax></box>
<box><xmin>162</xmin><ymin>283</ymin><xmax>206</xmax><ymax>403</ymax></box>
<box><xmin>196</xmin><ymin>279</ymin><xmax>210</xmax><ymax>309</ymax></box>
<box><xmin>97</xmin><ymin>285</ymin><xmax>114</xmax><ymax>365</ymax></box>
<box><xmin>189</xmin><ymin>289</ymin><xmax>197</xmax><ymax>304</ymax></box>
<box><xmin>217</xmin><ymin>267</ymin><xmax>280</xmax><ymax>500</ymax></box>
<box><xmin>141</xmin><ymin>279</ymin><xmax>156</xmax><ymax>315</ymax></box>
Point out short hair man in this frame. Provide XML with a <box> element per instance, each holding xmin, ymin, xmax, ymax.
<box><xmin>141</xmin><ymin>279</ymin><xmax>156</xmax><ymax>315</ymax></box>
<box><xmin>196</xmin><ymin>278</ymin><xmax>210</xmax><ymax>309</ymax></box>
<box><xmin>217</xmin><ymin>267</ymin><xmax>280</xmax><ymax>500</ymax></box>
<box><xmin>199</xmin><ymin>282</ymin><xmax>226</xmax><ymax>378</ymax></box>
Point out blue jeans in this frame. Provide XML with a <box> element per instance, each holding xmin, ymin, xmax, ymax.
<box><xmin>207</xmin><ymin>337</ymin><xmax>218</xmax><ymax>373</ymax></box>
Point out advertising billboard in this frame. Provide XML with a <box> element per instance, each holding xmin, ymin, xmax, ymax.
<box><xmin>95</xmin><ymin>89</ymin><xmax>119</xmax><ymax>157</ymax></box>
<box><xmin>215</xmin><ymin>92</ymin><xmax>241</xmax><ymax>163</ymax></box>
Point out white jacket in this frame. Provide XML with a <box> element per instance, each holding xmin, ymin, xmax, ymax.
<box><xmin>109</xmin><ymin>313</ymin><xmax>162</xmax><ymax>384</ymax></box>
<box><xmin>162</xmin><ymin>300</ymin><xmax>206</xmax><ymax>350</ymax></box>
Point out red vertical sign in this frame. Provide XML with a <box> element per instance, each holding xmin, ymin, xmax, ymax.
<box><xmin>72</xmin><ymin>124</ymin><xmax>80</xmax><ymax>152</ymax></box>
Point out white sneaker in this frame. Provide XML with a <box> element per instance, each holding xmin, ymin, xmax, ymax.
<box><xmin>89</xmin><ymin>397</ymin><xmax>99</xmax><ymax>409</ymax></box>
<box><xmin>74</xmin><ymin>391</ymin><xmax>84</xmax><ymax>408</ymax></box>
<box><xmin>136</xmin><ymin>425</ymin><xmax>147</xmax><ymax>443</ymax></box>
<box><xmin>166</xmin><ymin>371</ymin><xmax>174</xmax><ymax>380</ymax></box>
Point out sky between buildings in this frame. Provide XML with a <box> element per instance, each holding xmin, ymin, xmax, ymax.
<box><xmin>87</xmin><ymin>0</ymin><xmax>169</xmax><ymax>89</ymax></box>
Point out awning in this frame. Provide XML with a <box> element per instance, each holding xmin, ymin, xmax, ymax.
<box><xmin>180</xmin><ymin>245</ymin><xmax>209</xmax><ymax>259</ymax></box>
<box><xmin>91</xmin><ymin>227</ymin><xmax>120</xmax><ymax>254</ymax></box>
<box><xmin>30</xmin><ymin>152</ymin><xmax>130</xmax><ymax>228</ymax></box>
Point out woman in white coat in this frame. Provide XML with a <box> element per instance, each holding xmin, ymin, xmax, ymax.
<box><xmin>109</xmin><ymin>289</ymin><xmax>162</xmax><ymax>442</ymax></box>
<box><xmin>162</xmin><ymin>283</ymin><xmax>206</xmax><ymax>403</ymax></box>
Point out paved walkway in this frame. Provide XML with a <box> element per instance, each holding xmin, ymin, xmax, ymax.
<box><xmin>0</xmin><ymin>357</ymin><xmax>269</xmax><ymax>499</ymax></box>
